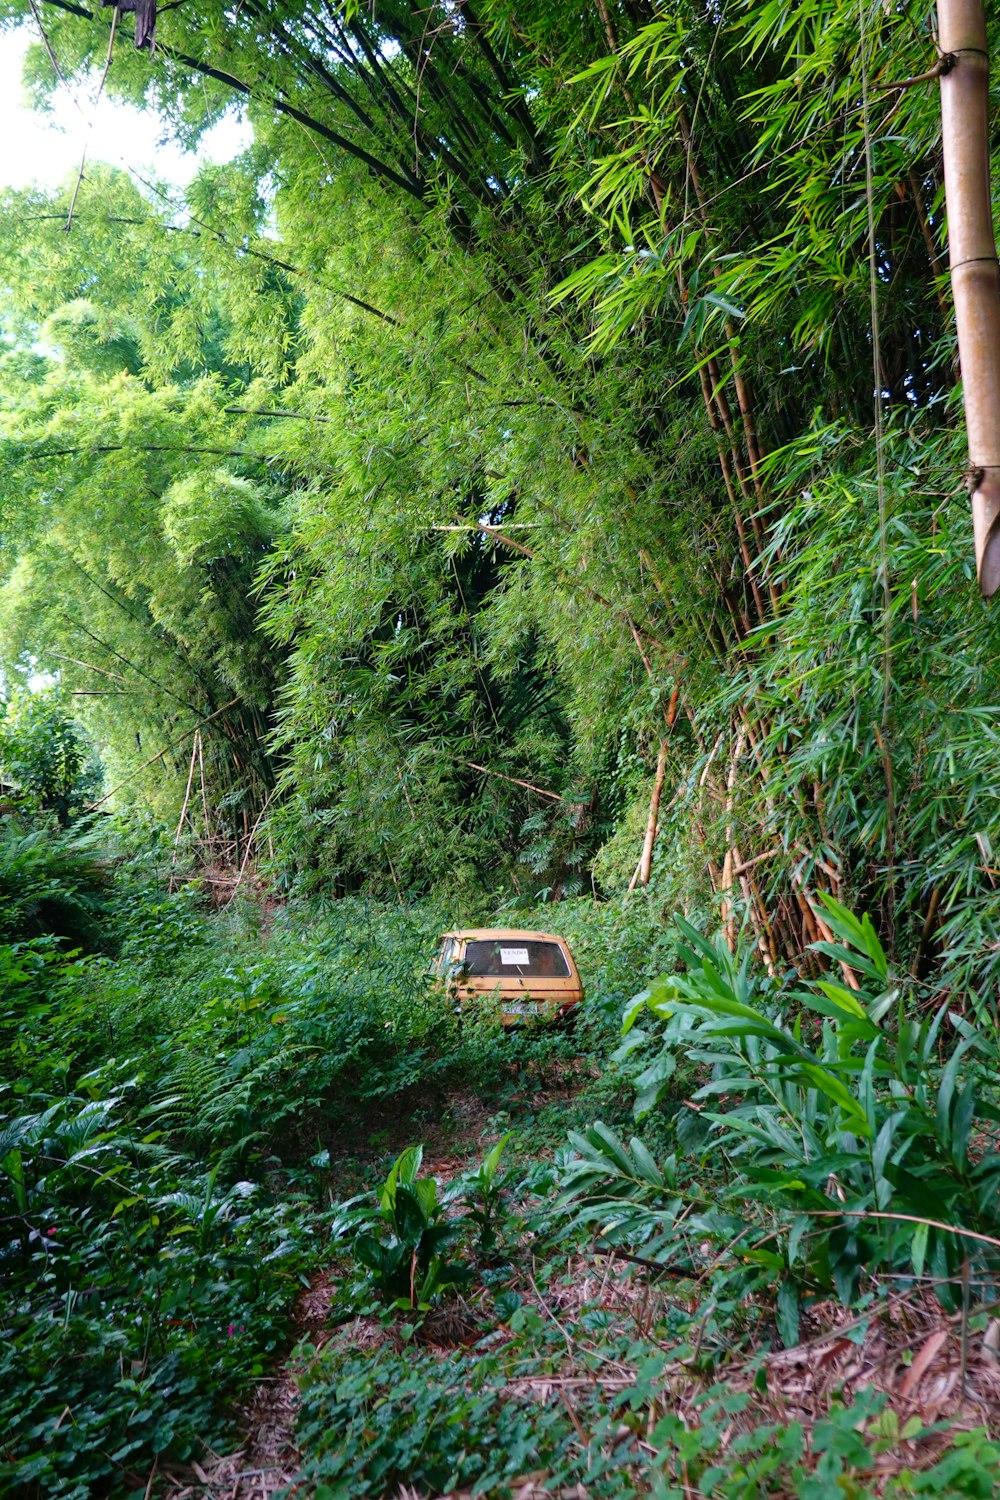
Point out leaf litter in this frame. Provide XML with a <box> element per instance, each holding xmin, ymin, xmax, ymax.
<box><xmin>157</xmin><ymin>1073</ymin><xmax>1000</xmax><ymax>1500</ymax></box>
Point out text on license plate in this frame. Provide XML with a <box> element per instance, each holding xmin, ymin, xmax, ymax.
<box><xmin>504</xmin><ymin>1002</ymin><xmax>542</xmax><ymax>1015</ymax></box>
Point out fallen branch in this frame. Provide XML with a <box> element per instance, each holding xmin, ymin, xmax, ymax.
<box><xmin>798</xmin><ymin>1208</ymin><xmax>1000</xmax><ymax>1253</ymax></box>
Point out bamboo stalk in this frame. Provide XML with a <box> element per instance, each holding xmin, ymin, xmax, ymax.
<box><xmin>49</xmin><ymin>651</ymin><xmax>131</xmax><ymax>686</ymax></box>
<box><xmin>676</xmin><ymin>111</ymin><xmax>776</xmax><ymax>612</ymax></box>
<box><xmin>85</xmin><ymin>698</ymin><xmax>242</xmax><ymax>809</ymax></box>
<box><xmin>461</xmin><ymin>761</ymin><xmax>564</xmax><ymax>802</ymax></box>
<box><xmin>721</xmin><ymin>726</ymin><xmax>747</xmax><ymax>949</ymax></box>
<box><xmin>733</xmin><ymin>844</ymin><xmax>779</xmax><ymax>978</ymax></box>
<box><xmin>904</xmin><ymin>171</ymin><xmax>949</xmax><ymax>315</ymax></box>
<box><xmin>221</xmin><ymin>785</ymin><xmax>280</xmax><ymax>909</ymax></box>
<box><xmin>911</xmin><ymin>886</ymin><xmax>942</xmax><ymax>978</ymax></box>
<box><xmin>684</xmin><ymin>704</ymin><xmax>708</xmax><ymax>756</ymax></box>
<box><xmin>637</xmin><ymin>739</ymin><xmax>669</xmax><ymax>887</ymax></box>
<box><xmin>196</xmin><ymin>730</ymin><xmax>212</xmax><ymax>846</ymax></box>
<box><xmin>733</xmin><ymin>848</ymin><xmax>780</xmax><ymax>875</ymax></box>
<box><xmin>173</xmin><ymin>737</ymin><xmax>199</xmax><ymax>852</ymax></box>
<box><xmin>744</xmin><ymin>860</ymin><xmax>783</xmax><ymax>976</ymax></box>
<box><xmin>937</xmin><ymin>0</ymin><xmax>1000</xmax><ymax>595</ymax></box>
<box><xmin>698</xmin><ymin>367</ymin><xmax>761</xmax><ymax>630</ymax></box>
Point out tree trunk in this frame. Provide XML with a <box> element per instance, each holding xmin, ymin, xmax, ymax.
<box><xmin>938</xmin><ymin>0</ymin><xmax>1000</xmax><ymax>596</ymax></box>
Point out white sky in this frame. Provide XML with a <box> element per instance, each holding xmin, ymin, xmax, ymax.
<box><xmin>0</xmin><ymin>26</ymin><xmax>252</xmax><ymax>192</ymax></box>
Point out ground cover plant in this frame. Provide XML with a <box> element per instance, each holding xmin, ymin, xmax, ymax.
<box><xmin>275</xmin><ymin>893</ymin><xmax>1000</xmax><ymax>1500</ymax></box>
<box><xmin>0</xmin><ymin>1090</ymin><xmax>316</xmax><ymax>1499</ymax></box>
<box><xmin>0</xmin><ymin>817</ymin><xmax>114</xmax><ymax>948</ymax></box>
<box><xmin>291</xmin><ymin>1284</ymin><xmax>1000</xmax><ymax>1500</ymax></box>
<box><xmin>569</xmin><ymin>899</ymin><xmax>1000</xmax><ymax>1322</ymax></box>
<box><xmin>286</xmin><ymin>1102</ymin><xmax>1000</xmax><ymax>1500</ymax></box>
<box><xmin>1</xmin><ymin>881</ymin><xmax>319</xmax><ymax>1497</ymax></box>
<box><xmin>1</xmin><ymin>855</ymin><xmax>660</xmax><ymax>1497</ymax></box>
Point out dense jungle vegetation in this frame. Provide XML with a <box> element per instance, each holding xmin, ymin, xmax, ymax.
<box><xmin>5</xmin><ymin>0</ymin><xmax>1000</xmax><ymax>1492</ymax></box>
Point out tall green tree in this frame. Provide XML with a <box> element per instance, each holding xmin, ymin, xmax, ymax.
<box><xmin>0</xmin><ymin>689</ymin><xmax>94</xmax><ymax>821</ymax></box>
<box><xmin>3</xmin><ymin>0</ymin><xmax>1000</xmax><ymax>982</ymax></box>
<box><xmin>0</xmin><ymin>168</ymin><xmax>293</xmax><ymax>844</ymax></box>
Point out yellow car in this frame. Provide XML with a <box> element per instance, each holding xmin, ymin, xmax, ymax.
<box><xmin>432</xmin><ymin>927</ymin><xmax>583</xmax><ymax>1026</ymax></box>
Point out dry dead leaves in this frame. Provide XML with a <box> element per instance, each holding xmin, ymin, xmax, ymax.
<box><xmin>158</xmin><ymin>1197</ymin><xmax>1000</xmax><ymax>1500</ymax></box>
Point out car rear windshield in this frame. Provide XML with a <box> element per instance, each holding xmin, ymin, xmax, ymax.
<box><xmin>464</xmin><ymin>939</ymin><xmax>570</xmax><ymax>978</ymax></box>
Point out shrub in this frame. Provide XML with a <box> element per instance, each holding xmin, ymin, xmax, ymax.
<box><xmin>331</xmin><ymin>1135</ymin><xmax>515</xmax><ymax>1314</ymax></box>
<box><xmin>0</xmin><ymin>817</ymin><xmax>114</xmax><ymax>947</ymax></box>
<box><xmin>341</xmin><ymin>1144</ymin><xmax>474</xmax><ymax>1310</ymax></box>
<box><xmin>0</xmin><ymin>1090</ymin><xmax>315</xmax><ymax>1497</ymax></box>
<box><xmin>561</xmin><ymin>898</ymin><xmax>1000</xmax><ymax>1337</ymax></box>
<box><xmin>0</xmin><ymin>692</ymin><xmax>98</xmax><ymax>824</ymax></box>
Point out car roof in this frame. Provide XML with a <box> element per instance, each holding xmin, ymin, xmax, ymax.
<box><xmin>440</xmin><ymin>928</ymin><xmax>571</xmax><ymax>945</ymax></box>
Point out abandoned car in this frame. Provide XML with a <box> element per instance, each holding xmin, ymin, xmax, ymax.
<box><xmin>431</xmin><ymin>928</ymin><xmax>583</xmax><ymax>1026</ymax></box>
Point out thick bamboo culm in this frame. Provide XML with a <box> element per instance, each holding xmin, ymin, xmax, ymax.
<box><xmin>938</xmin><ymin>0</ymin><xmax>1000</xmax><ymax>596</ymax></box>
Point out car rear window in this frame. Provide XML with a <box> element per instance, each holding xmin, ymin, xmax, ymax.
<box><xmin>464</xmin><ymin>939</ymin><xmax>570</xmax><ymax>978</ymax></box>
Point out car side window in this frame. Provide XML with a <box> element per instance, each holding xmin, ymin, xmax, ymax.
<box><xmin>435</xmin><ymin>938</ymin><xmax>456</xmax><ymax>974</ymax></box>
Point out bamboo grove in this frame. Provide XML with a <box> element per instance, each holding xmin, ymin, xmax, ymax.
<box><xmin>2</xmin><ymin>0</ymin><xmax>1000</xmax><ymax>991</ymax></box>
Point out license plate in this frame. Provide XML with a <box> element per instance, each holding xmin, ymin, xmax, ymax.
<box><xmin>503</xmin><ymin>1002</ymin><xmax>542</xmax><ymax>1015</ymax></box>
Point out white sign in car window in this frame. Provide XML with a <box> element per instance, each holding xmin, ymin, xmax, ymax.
<box><xmin>500</xmin><ymin>947</ymin><xmax>530</xmax><ymax>965</ymax></box>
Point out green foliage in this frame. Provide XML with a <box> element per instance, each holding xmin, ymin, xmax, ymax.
<box><xmin>0</xmin><ymin>1088</ymin><xmax>315</xmax><ymax>1498</ymax></box>
<box><xmin>161</xmin><ymin>468</ymin><xmax>276</xmax><ymax>567</ymax></box>
<box><xmin>562</xmin><ymin>899</ymin><xmax>1000</xmax><ymax>1330</ymax></box>
<box><xmin>295</xmin><ymin>1340</ymin><xmax>581</xmax><ymax>1500</ymax></box>
<box><xmin>0</xmin><ymin>871</ymin><xmax>640</xmax><ymax>1496</ymax></box>
<box><xmin>647</xmin><ymin>1389</ymin><xmax>1000</xmax><ymax>1499</ymax></box>
<box><xmin>40</xmin><ymin>299</ymin><xmax>141</xmax><ymax>378</ymax></box>
<box><xmin>2</xmin><ymin>0</ymin><xmax>999</xmax><ymax>971</ymax></box>
<box><xmin>293</xmin><ymin>1273</ymin><xmax>664</xmax><ymax>1500</ymax></box>
<box><xmin>462</xmin><ymin>1128</ymin><xmax>515</xmax><ymax>1255</ymax></box>
<box><xmin>0</xmin><ymin>172</ymin><xmax>289</xmax><ymax>843</ymax></box>
<box><xmin>0</xmin><ymin>692</ymin><xmax>97</xmax><ymax>822</ymax></box>
<box><xmin>4</xmin><ymin>853</ymin><xmax>1000</xmax><ymax>1495</ymax></box>
<box><xmin>335</xmin><ymin>1133</ymin><xmax>515</xmax><ymax>1311</ymax></box>
<box><xmin>0</xmin><ymin>886</ymin><xmax>461</xmax><ymax>1495</ymax></box>
<box><xmin>0</xmin><ymin>817</ymin><xmax>113</xmax><ymax>947</ymax></box>
<box><xmin>340</xmin><ymin>1144</ymin><xmax>474</xmax><ymax>1310</ymax></box>
<box><xmin>294</xmin><ymin>1262</ymin><xmax>1000</xmax><ymax>1500</ymax></box>
<box><xmin>5</xmin><ymin>0</ymin><xmax>1000</xmax><ymax>1490</ymax></box>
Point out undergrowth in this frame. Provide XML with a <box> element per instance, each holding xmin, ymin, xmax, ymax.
<box><xmin>294</xmin><ymin>1282</ymin><xmax>1000</xmax><ymax>1500</ymax></box>
<box><xmin>1</xmin><ymin>858</ymin><xmax>655</xmax><ymax>1497</ymax></box>
<box><xmin>6</xmin><ymin>845</ymin><xmax>1000</xmax><ymax>1497</ymax></box>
